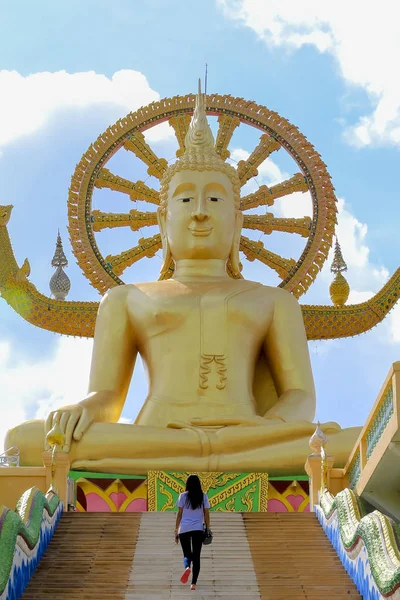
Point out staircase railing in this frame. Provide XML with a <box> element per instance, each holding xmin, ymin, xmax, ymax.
<box><xmin>344</xmin><ymin>361</ymin><xmax>400</xmax><ymax>493</ymax></box>
<box><xmin>316</xmin><ymin>487</ymin><xmax>400</xmax><ymax>600</ymax></box>
<box><xmin>0</xmin><ymin>486</ymin><xmax>63</xmax><ymax>600</ymax></box>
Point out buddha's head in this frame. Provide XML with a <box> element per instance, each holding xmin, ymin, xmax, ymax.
<box><xmin>158</xmin><ymin>81</ymin><xmax>243</xmax><ymax>278</ymax></box>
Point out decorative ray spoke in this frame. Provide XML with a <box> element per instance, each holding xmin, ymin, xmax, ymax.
<box><xmin>244</xmin><ymin>213</ymin><xmax>311</xmax><ymax>237</ymax></box>
<box><xmin>91</xmin><ymin>209</ymin><xmax>158</xmax><ymax>232</ymax></box>
<box><xmin>241</xmin><ymin>173</ymin><xmax>308</xmax><ymax>210</ymax></box>
<box><xmin>215</xmin><ymin>114</ymin><xmax>240</xmax><ymax>160</ymax></box>
<box><xmin>241</xmin><ymin>185</ymin><xmax>274</xmax><ymax>210</ymax></box>
<box><xmin>240</xmin><ymin>235</ymin><xmax>296</xmax><ymax>280</ymax></box>
<box><xmin>169</xmin><ymin>114</ymin><xmax>191</xmax><ymax>157</ymax></box>
<box><xmin>95</xmin><ymin>168</ymin><xmax>160</xmax><ymax>205</ymax></box>
<box><xmin>237</xmin><ymin>134</ymin><xmax>280</xmax><ymax>185</ymax></box>
<box><xmin>124</xmin><ymin>132</ymin><xmax>168</xmax><ymax>179</ymax></box>
<box><xmin>105</xmin><ymin>234</ymin><xmax>161</xmax><ymax>276</ymax></box>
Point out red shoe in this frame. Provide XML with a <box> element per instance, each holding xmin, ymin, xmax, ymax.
<box><xmin>180</xmin><ymin>567</ymin><xmax>191</xmax><ymax>584</ymax></box>
<box><xmin>190</xmin><ymin>584</ymin><xmax>196</xmax><ymax>590</ymax></box>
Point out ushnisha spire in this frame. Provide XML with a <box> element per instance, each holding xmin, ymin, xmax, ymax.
<box><xmin>159</xmin><ymin>78</ymin><xmax>241</xmax><ymax>209</ymax></box>
<box><xmin>184</xmin><ymin>79</ymin><xmax>216</xmax><ymax>152</ymax></box>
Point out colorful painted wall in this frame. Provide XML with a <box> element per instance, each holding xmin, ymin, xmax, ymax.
<box><xmin>71</xmin><ymin>472</ymin><xmax>310</xmax><ymax>513</ymax></box>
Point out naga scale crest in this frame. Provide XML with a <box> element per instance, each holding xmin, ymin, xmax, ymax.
<box><xmin>0</xmin><ymin>90</ymin><xmax>398</xmax><ymax>338</ymax></box>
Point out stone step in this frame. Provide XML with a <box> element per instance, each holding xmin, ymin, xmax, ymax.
<box><xmin>21</xmin><ymin>512</ymin><xmax>362</xmax><ymax>599</ymax></box>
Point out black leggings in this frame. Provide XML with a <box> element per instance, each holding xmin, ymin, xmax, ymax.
<box><xmin>179</xmin><ymin>530</ymin><xmax>204</xmax><ymax>584</ymax></box>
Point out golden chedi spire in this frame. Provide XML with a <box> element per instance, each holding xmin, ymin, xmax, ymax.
<box><xmin>159</xmin><ymin>79</ymin><xmax>241</xmax><ymax>209</ymax></box>
<box><xmin>329</xmin><ymin>237</ymin><xmax>350</xmax><ymax>306</ymax></box>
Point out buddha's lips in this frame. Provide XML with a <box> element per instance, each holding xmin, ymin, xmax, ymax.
<box><xmin>189</xmin><ymin>226</ymin><xmax>213</xmax><ymax>236</ymax></box>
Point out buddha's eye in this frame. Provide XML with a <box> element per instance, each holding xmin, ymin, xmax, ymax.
<box><xmin>178</xmin><ymin>197</ymin><xmax>194</xmax><ymax>203</ymax></box>
<box><xmin>207</xmin><ymin>197</ymin><xmax>223</xmax><ymax>202</ymax></box>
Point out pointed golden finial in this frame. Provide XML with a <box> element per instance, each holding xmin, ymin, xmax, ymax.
<box><xmin>329</xmin><ymin>237</ymin><xmax>350</xmax><ymax>306</ymax></box>
<box><xmin>309</xmin><ymin>421</ymin><xmax>328</xmax><ymax>454</ymax></box>
<box><xmin>184</xmin><ymin>78</ymin><xmax>215</xmax><ymax>152</ymax></box>
<box><xmin>50</xmin><ymin>231</ymin><xmax>71</xmax><ymax>300</ymax></box>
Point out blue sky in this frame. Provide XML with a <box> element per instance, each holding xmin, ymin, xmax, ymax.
<box><xmin>0</xmin><ymin>0</ymin><xmax>399</xmax><ymax>450</ymax></box>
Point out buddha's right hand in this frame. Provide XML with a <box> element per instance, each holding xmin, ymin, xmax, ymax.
<box><xmin>45</xmin><ymin>403</ymin><xmax>96</xmax><ymax>453</ymax></box>
<box><xmin>44</xmin><ymin>391</ymin><xmax>118</xmax><ymax>452</ymax></box>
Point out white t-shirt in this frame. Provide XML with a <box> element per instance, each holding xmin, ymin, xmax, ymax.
<box><xmin>176</xmin><ymin>492</ymin><xmax>210</xmax><ymax>534</ymax></box>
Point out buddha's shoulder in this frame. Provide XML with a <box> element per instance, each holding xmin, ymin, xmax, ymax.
<box><xmin>246</xmin><ymin>280</ymin><xmax>301</xmax><ymax>308</ymax></box>
<box><xmin>102</xmin><ymin>280</ymin><xmax>172</xmax><ymax>302</ymax></box>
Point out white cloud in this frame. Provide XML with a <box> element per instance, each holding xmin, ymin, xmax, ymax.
<box><xmin>230</xmin><ymin>146</ymin><xmax>398</xmax><ymax>343</ymax></box>
<box><xmin>389</xmin><ymin>304</ymin><xmax>400</xmax><ymax>343</ymax></box>
<box><xmin>231</xmin><ymin>147</ymin><xmax>289</xmax><ymax>188</ymax></box>
<box><xmin>0</xmin><ymin>69</ymin><xmax>172</xmax><ymax>151</ymax></box>
<box><xmin>118</xmin><ymin>416</ymin><xmax>132</xmax><ymax>424</ymax></box>
<box><xmin>319</xmin><ymin>197</ymin><xmax>399</xmax><ymax>344</ymax></box>
<box><xmin>321</xmin><ymin>198</ymin><xmax>389</xmax><ymax>291</ymax></box>
<box><xmin>0</xmin><ymin>336</ymin><xmax>93</xmax><ymax>450</ymax></box>
<box><xmin>276</xmin><ymin>190</ymin><xmax>312</xmax><ymax>219</ymax></box>
<box><xmin>218</xmin><ymin>0</ymin><xmax>400</xmax><ymax>147</ymax></box>
<box><xmin>231</xmin><ymin>147</ymin><xmax>312</xmax><ymax>217</ymax></box>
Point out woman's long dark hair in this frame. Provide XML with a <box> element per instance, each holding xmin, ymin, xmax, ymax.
<box><xmin>185</xmin><ymin>474</ymin><xmax>204</xmax><ymax>510</ymax></box>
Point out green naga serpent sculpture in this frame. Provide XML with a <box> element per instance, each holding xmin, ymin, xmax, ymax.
<box><xmin>0</xmin><ymin>203</ymin><xmax>399</xmax><ymax>340</ymax></box>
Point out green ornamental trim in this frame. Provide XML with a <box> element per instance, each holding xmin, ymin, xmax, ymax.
<box><xmin>366</xmin><ymin>384</ymin><xmax>394</xmax><ymax>459</ymax></box>
<box><xmin>0</xmin><ymin>487</ymin><xmax>61</xmax><ymax>595</ymax></box>
<box><xmin>319</xmin><ymin>488</ymin><xmax>400</xmax><ymax>596</ymax></box>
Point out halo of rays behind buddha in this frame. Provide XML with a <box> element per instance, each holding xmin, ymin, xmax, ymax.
<box><xmin>90</xmin><ymin>87</ymin><xmax>312</xmax><ymax>285</ymax></box>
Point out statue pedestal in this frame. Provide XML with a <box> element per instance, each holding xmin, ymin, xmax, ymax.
<box><xmin>72</xmin><ymin>470</ymin><xmax>311</xmax><ymax>513</ymax></box>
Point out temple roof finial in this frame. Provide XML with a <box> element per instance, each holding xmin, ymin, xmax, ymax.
<box><xmin>50</xmin><ymin>231</ymin><xmax>71</xmax><ymax>301</ymax></box>
<box><xmin>329</xmin><ymin>236</ymin><xmax>350</xmax><ymax>306</ymax></box>
<box><xmin>330</xmin><ymin>237</ymin><xmax>348</xmax><ymax>274</ymax></box>
<box><xmin>51</xmin><ymin>230</ymin><xmax>68</xmax><ymax>268</ymax></box>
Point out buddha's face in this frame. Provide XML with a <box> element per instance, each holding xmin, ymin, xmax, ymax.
<box><xmin>164</xmin><ymin>169</ymin><xmax>237</xmax><ymax>261</ymax></box>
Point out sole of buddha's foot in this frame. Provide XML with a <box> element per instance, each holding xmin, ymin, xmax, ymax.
<box><xmin>180</xmin><ymin>567</ymin><xmax>191</xmax><ymax>584</ymax></box>
<box><xmin>190</xmin><ymin>584</ymin><xmax>196</xmax><ymax>590</ymax></box>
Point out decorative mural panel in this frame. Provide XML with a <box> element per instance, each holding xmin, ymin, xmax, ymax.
<box><xmin>147</xmin><ymin>472</ymin><xmax>268</xmax><ymax>512</ymax></box>
<box><xmin>268</xmin><ymin>480</ymin><xmax>310</xmax><ymax>512</ymax></box>
<box><xmin>73</xmin><ymin>472</ymin><xmax>309</xmax><ymax>513</ymax></box>
<box><xmin>75</xmin><ymin>477</ymin><xmax>147</xmax><ymax>512</ymax></box>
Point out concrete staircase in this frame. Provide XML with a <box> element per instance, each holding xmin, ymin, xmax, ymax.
<box><xmin>22</xmin><ymin>512</ymin><xmax>361</xmax><ymax>599</ymax></box>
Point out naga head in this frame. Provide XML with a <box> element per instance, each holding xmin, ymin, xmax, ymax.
<box><xmin>0</xmin><ymin>205</ymin><xmax>13</xmax><ymax>226</ymax></box>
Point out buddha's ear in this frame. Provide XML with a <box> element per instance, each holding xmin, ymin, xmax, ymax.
<box><xmin>157</xmin><ymin>207</ymin><xmax>172</xmax><ymax>278</ymax></box>
<box><xmin>229</xmin><ymin>210</ymin><xmax>244</xmax><ymax>278</ymax></box>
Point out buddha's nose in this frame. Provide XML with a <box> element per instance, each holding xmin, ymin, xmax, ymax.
<box><xmin>192</xmin><ymin>197</ymin><xmax>210</xmax><ymax>221</ymax></box>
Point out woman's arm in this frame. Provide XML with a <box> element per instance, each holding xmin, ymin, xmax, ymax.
<box><xmin>175</xmin><ymin>507</ymin><xmax>183</xmax><ymax>543</ymax></box>
<box><xmin>204</xmin><ymin>508</ymin><xmax>210</xmax><ymax>529</ymax></box>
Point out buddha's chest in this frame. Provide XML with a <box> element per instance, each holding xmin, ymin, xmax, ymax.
<box><xmin>128</xmin><ymin>281</ymin><xmax>270</xmax><ymax>348</ymax></box>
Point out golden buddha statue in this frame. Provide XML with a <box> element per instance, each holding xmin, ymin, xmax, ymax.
<box><xmin>5</xmin><ymin>83</ymin><xmax>360</xmax><ymax>475</ymax></box>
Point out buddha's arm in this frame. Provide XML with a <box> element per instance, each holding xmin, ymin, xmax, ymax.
<box><xmin>86</xmin><ymin>285</ymin><xmax>137</xmax><ymax>418</ymax></box>
<box><xmin>263</xmin><ymin>289</ymin><xmax>316</xmax><ymax>422</ymax></box>
<box><xmin>45</xmin><ymin>286</ymin><xmax>137</xmax><ymax>451</ymax></box>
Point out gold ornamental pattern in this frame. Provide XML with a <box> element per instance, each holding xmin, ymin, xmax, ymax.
<box><xmin>147</xmin><ymin>471</ymin><xmax>268</xmax><ymax>512</ymax></box>
<box><xmin>67</xmin><ymin>93</ymin><xmax>338</xmax><ymax>298</ymax></box>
